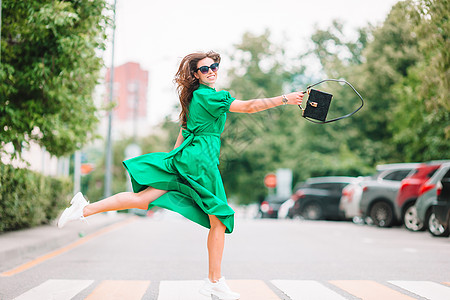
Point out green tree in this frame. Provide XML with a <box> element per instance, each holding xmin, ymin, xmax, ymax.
<box><xmin>390</xmin><ymin>0</ymin><xmax>450</xmax><ymax>160</ymax></box>
<box><xmin>0</xmin><ymin>0</ymin><xmax>111</xmax><ymax>158</ymax></box>
<box><xmin>309</xmin><ymin>1</ymin><xmax>424</xmax><ymax>163</ymax></box>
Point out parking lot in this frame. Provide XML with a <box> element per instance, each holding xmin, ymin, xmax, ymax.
<box><xmin>256</xmin><ymin>162</ymin><xmax>450</xmax><ymax>239</ymax></box>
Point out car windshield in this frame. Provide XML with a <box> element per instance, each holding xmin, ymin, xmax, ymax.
<box><xmin>383</xmin><ymin>169</ymin><xmax>413</xmax><ymax>181</ymax></box>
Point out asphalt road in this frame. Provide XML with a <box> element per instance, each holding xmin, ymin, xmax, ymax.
<box><xmin>1</xmin><ymin>211</ymin><xmax>449</xmax><ymax>299</ymax></box>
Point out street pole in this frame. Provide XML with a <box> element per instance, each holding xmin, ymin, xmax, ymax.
<box><xmin>74</xmin><ymin>151</ymin><xmax>81</xmax><ymax>194</ymax></box>
<box><xmin>104</xmin><ymin>0</ymin><xmax>117</xmax><ymax>200</ymax></box>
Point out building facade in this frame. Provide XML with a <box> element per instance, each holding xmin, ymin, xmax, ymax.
<box><xmin>104</xmin><ymin>62</ymin><xmax>149</xmax><ymax>140</ymax></box>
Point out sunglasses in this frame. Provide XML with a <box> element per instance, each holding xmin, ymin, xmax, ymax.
<box><xmin>196</xmin><ymin>63</ymin><xmax>219</xmax><ymax>74</ymax></box>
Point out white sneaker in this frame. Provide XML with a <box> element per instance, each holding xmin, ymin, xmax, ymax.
<box><xmin>57</xmin><ymin>192</ymin><xmax>89</xmax><ymax>228</ymax></box>
<box><xmin>199</xmin><ymin>277</ymin><xmax>240</xmax><ymax>300</ymax></box>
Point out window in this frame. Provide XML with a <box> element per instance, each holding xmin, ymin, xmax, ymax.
<box><xmin>443</xmin><ymin>169</ymin><xmax>450</xmax><ymax>180</ymax></box>
<box><xmin>427</xmin><ymin>169</ymin><xmax>438</xmax><ymax>178</ymax></box>
<box><xmin>309</xmin><ymin>183</ymin><xmax>341</xmax><ymax>191</ymax></box>
<box><xmin>383</xmin><ymin>169</ymin><xmax>412</xmax><ymax>181</ymax></box>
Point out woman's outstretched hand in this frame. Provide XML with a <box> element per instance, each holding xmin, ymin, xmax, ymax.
<box><xmin>285</xmin><ymin>92</ymin><xmax>304</xmax><ymax>106</ymax></box>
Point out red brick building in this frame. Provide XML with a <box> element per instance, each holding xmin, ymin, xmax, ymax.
<box><xmin>105</xmin><ymin>62</ymin><xmax>149</xmax><ymax>139</ymax></box>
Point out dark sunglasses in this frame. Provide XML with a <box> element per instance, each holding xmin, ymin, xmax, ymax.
<box><xmin>196</xmin><ymin>63</ymin><xmax>219</xmax><ymax>74</ymax></box>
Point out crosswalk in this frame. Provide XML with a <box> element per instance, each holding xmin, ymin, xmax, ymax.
<box><xmin>13</xmin><ymin>279</ymin><xmax>450</xmax><ymax>300</ymax></box>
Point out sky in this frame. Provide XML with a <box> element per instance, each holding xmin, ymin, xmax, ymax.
<box><xmin>103</xmin><ymin>0</ymin><xmax>400</xmax><ymax>126</ymax></box>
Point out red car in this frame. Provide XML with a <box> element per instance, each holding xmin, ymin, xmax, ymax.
<box><xmin>395</xmin><ymin>162</ymin><xmax>443</xmax><ymax>231</ymax></box>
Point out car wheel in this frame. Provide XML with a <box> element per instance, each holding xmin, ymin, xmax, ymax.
<box><xmin>427</xmin><ymin>212</ymin><xmax>450</xmax><ymax>237</ymax></box>
<box><xmin>302</xmin><ymin>202</ymin><xmax>322</xmax><ymax>220</ymax></box>
<box><xmin>403</xmin><ymin>204</ymin><xmax>424</xmax><ymax>232</ymax></box>
<box><xmin>370</xmin><ymin>201</ymin><xmax>394</xmax><ymax>227</ymax></box>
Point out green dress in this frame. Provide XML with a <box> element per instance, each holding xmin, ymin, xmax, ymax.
<box><xmin>122</xmin><ymin>84</ymin><xmax>236</xmax><ymax>233</ymax></box>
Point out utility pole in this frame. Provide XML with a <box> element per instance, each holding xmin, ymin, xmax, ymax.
<box><xmin>104</xmin><ymin>0</ymin><xmax>117</xmax><ymax>199</ymax></box>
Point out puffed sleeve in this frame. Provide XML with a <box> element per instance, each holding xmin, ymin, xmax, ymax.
<box><xmin>195</xmin><ymin>89</ymin><xmax>235</xmax><ymax>118</ymax></box>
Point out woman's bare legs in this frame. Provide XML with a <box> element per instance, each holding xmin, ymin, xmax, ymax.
<box><xmin>207</xmin><ymin>215</ymin><xmax>226</xmax><ymax>282</ymax></box>
<box><xmin>82</xmin><ymin>186</ymin><xmax>168</xmax><ymax>217</ymax></box>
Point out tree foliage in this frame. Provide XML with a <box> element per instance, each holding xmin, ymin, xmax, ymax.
<box><xmin>390</xmin><ymin>0</ymin><xmax>450</xmax><ymax>161</ymax></box>
<box><xmin>306</xmin><ymin>0</ymin><xmax>449</xmax><ymax>163</ymax></box>
<box><xmin>0</xmin><ymin>0</ymin><xmax>111</xmax><ymax>158</ymax></box>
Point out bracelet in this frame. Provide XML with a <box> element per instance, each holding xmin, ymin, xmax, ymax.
<box><xmin>281</xmin><ymin>94</ymin><xmax>288</xmax><ymax>105</ymax></box>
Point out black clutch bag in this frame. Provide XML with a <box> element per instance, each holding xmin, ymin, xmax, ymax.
<box><xmin>299</xmin><ymin>79</ymin><xmax>364</xmax><ymax>124</ymax></box>
<box><xmin>303</xmin><ymin>89</ymin><xmax>333</xmax><ymax>122</ymax></box>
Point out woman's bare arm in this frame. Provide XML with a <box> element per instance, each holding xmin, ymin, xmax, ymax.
<box><xmin>174</xmin><ymin>128</ymin><xmax>185</xmax><ymax>149</ymax></box>
<box><xmin>229</xmin><ymin>92</ymin><xmax>304</xmax><ymax>114</ymax></box>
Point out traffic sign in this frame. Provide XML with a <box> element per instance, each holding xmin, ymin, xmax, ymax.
<box><xmin>264</xmin><ymin>173</ymin><xmax>277</xmax><ymax>188</ymax></box>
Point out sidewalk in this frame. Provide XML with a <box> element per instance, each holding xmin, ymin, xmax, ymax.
<box><xmin>0</xmin><ymin>212</ymin><xmax>129</xmax><ymax>273</ymax></box>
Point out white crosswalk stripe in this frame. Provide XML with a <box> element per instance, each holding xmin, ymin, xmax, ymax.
<box><xmin>390</xmin><ymin>281</ymin><xmax>450</xmax><ymax>300</ymax></box>
<box><xmin>271</xmin><ymin>280</ymin><xmax>347</xmax><ymax>300</ymax></box>
<box><xmin>14</xmin><ymin>279</ymin><xmax>93</xmax><ymax>300</ymax></box>
<box><xmin>12</xmin><ymin>279</ymin><xmax>450</xmax><ymax>300</ymax></box>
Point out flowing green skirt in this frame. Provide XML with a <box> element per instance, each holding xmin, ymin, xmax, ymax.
<box><xmin>123</xmin><ymin>151</ymin><xmax>235</xmax><ymax>233</ymax></box>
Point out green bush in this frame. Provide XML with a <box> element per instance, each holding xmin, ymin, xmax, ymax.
<box><xmin>0</xmin><ymin>163</ymin><xmax>73</xmax><ymax>232</ymax></box>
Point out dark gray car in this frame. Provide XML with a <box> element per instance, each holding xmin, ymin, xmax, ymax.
<box><xmin>289</xmin><ymin>177</ymin><xmax>356</xmax><ymax>220</ymax></box>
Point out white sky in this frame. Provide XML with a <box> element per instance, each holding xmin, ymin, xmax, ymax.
<box><xmin>103</xmin><ymin>0</ymin><xmax>399</xmax><ymax>126</ymax></box>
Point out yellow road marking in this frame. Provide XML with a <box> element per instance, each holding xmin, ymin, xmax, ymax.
<box><xmin>1</xmin><ymin>217</ymin><xmax>136</xmax><ymax>277</ymax></box>
<box><xmin>85</xmin><ymin>280</ymin><xmax>150</xmax><ymax>300</ymax></box>
<box><xmin>330</xmin><ymin>280</ymin><xmax>415</xmax><ymax>300</ymax></box>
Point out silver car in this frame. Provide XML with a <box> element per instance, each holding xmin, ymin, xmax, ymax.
<box><xmin>360</xmin><ymin>163</ymin><xmax>421</xmax><ymax>227</ymax></box>
<box><xmin>341</xmin><ymin>163</ymin><xmax>419</xmax><ymax>227</ymax></box>
<box><xmin>415</xmin><ymin>162</ymin><xmax>450</xmax><ymax>237</ymax></box>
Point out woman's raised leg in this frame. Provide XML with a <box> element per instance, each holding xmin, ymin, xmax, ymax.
<box><xmin>83</xmin><ymin>186</ymin><xmax>167</xmax><ymax>217</ymax></box>
<box><xmin>58</xmin><ymin>186</ymin><xmax>167</xmax><ymax>228</ymax></box>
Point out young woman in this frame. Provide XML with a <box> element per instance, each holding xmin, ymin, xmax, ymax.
<box><xmin>58</xmin><ymin>51</ymin><xmax>303</xmax><ymax>299</ymax></box>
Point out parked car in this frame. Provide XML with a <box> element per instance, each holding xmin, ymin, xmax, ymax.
<box><xmin>432</xmin><ymin>168</ymin><xmax>450</xmax><ymax>237</ymax></box>
<box><xmin>350</xmin><ymin>163</ymin><xmax>420</xmax><ymax>227</ymax></box>
<box><xmin>339</xmin><ymin>176</ymin><xmax>370</xmax><ymax>222</ymax></box>
<box><xmin>257</xmin><ymin>194</ymin><xmax>287</xmax><ymax>218</ymax></box>
<box><xmin>395</xmin><ymin>162</ymin><xmax>443</xmax><ymax>231</ymax></box>
<box><xmin>288</xmin><ymin>177</ymin><xmax>356</xmax><ymax>220</ymax></box>
<box><xmin>415</xmin><ymin>162</ymin><xmax>450</xmax><ymax>237</ymax></box>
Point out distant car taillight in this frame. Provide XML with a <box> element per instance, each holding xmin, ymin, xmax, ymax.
<box><xmin>418</xmin><ymin>183</ymin><xmax>435</xmax><ymax>196</ymax></box>
<box><xmin>342</xmin><ymin>188</ymin><xmax>354</xmax><ymax>202</ymax></box>
<box><xmin>399</xmin><ymin>180</ymin><xmax>412</xmax><ymax>193</ymax></box>
<box><xmin>260</xmin><ymin>201</ymin><xmax>270</xmax><ymax>213</ymax></box>
<box><xmin>362</xmin><ymin>186</ymin><xmax>368</xmax><ymax>192</ymax></box>
<box><xmin>436</xmin><ymin>182</ymin><xmax>443</xmax><ymax>196</ymax></box>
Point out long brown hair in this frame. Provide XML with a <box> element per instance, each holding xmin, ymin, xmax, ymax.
<box><xmin>174</xmin><ymin>51</ymin><xmax>221</xmax><ymax>128</ymax></box>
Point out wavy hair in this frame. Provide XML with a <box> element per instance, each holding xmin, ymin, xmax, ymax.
<box><xmin>174</xmin><ymin>51</ymin><xmax>221</xmax><ymax>128</ymax></box>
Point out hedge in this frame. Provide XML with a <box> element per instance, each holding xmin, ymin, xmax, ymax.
<box><xmin>0</xmin><ymin>163</ymin><xmax>73</xmax><ymax>232</ymax></box>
